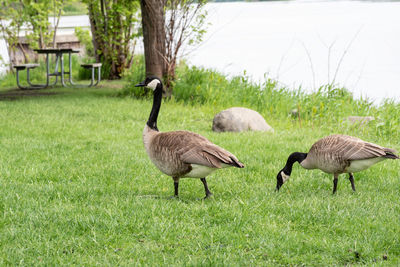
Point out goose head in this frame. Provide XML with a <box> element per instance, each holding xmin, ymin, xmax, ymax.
<box><xmin>276</xmin><ymin>169</ymin><xmax>290</xmax><ymax>191</ymax></box>
<box><xmin>275</xmin><ymin>152</ymin><xmax>307</xmax><ymax>191</ymax></box>
<box><xmin>135</xmin><ymin>76</ymin><xmax>163</xmax><ymax>92</ymax></box>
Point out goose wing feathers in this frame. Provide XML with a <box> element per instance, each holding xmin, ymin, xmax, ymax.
<box><xmin>311</xmin><ymin>134</ymin><xmax>397</xmax><ymax>160</ymax></box>
<box><xmin>181</xmin><ymin>144</ymin><xmax>243</xmax><ymax>168</ymax></box>
<box><xmin>154</xmin><ymin>130</ymin><xmax>243</xmax><ymax>168</ymax></box>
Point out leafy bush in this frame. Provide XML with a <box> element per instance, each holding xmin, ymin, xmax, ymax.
<box><xmin>75</xmin><ymin>27</ymin><xmax>94</xmax><ymax>58</ymax></box>
<box><xmin>119</xmin><ymin>55</ymin><xmax>147</xmax><ymax>97</ymax></box>
<box><xmin>62</xmin><ymin>2</ymin><xmax>87</xmax><ymax>15</ymax></box>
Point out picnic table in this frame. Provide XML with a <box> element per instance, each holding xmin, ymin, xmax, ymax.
<box><xmin>13</xmin><ymin>48</ymin><xmax>102</xmax><ymax>89</ymax></box>
<box><xmin>35</xmin><ymin>48</ymin><xmax>79</xmax><ymax>87</ymax></box>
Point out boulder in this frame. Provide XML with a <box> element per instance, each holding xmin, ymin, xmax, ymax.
<box><xmin>290</xmin><ymin>108</ymin><xmax>299</xmax><ymax>118</ymax></box>
<box><xmin>346</xmin><ymin>116</ymin><xmax>375</xmax><ymax>125</ymax></box>
<box><xmin>212</xmin><ymin>107</ymin><xmax>274</xmax><ymax>133</ymax></box>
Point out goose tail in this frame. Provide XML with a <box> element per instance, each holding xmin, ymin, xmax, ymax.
<box><xmin>229</xmin><ymin>156</ymin><xmax>245</xmax><ymax>168</ymax></box>
<box><xmin>383</xmin><ymin>148</ymin><xmax>399</xmax><ymax>159</ymax></box>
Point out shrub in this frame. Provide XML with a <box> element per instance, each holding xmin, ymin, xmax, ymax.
<box><xmin>119</xmin><ymin>55</ymin><xmax>147</xmax><ymax>98</ymax></box>
<box><xmin>118</xmin><ymin>56</ymin><xmax>398</xmax><ymax>140</ymax></box>
<box><xmin>75</xmin><ymin>27</ymin><xmax>94</xmax><ymax>58</ymax></box>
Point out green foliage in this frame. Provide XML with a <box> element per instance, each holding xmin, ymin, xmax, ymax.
<box><xmin>75</xmin><ymin>27</ymin><xmax>94</xmax><ymax>57</ymax></box>
<box><xmin>0</xmin><ymin>1</ymin><xmax>26</xmax><ymax>65</ymax></box>
<box><xmin>118</xmin><ymin>55</ymin><xmax>148</xmax><ymax>98</ymax></box>
<box><xmin>62</xmin><ymin>1</ymin><xmax>87</xmax><ymax>15</ymax></box>
<box><xmin>0</xmin><ymin>85</ymin><xmax>398</xmax><ymax>265</ymax></box>
<box><xmin>83</xmin><ymin>0</ymin><xmax>141</xmax><ymax>79</ymax></box>
<box><xmin>73</xmin><ymin>27</ymin><xmax>98</xmax><ymax>80</ymax></box>
<box><xmin>22</xmin><ymin>0</ymin><xmax>63</xmax><ymax>49</ymax></box>
<box><xmin>1</xmin><ymin>0</ymin><xmax>66</xmax><ymax>63</ymax></box>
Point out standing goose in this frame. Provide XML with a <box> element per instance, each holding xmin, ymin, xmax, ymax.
<box><xmin>276</xmin><ymin>134</ymin><xmax>398</xmax><ymax>193</ymax></box>
<box><xmin>135</xmin><ymin>76</ymin><xmax>244</xmax><ymax>198</ymax></box>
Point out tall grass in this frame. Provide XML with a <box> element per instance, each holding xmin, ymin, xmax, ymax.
<box><xmin>121</xmin><ymin>55</ymin><xmax>146</xmax><ymax>92</ymax></box>
<box><xmin>121</xmin><ymin>58</ymin><xmax>399</xmax><ymax>142</ymax></box>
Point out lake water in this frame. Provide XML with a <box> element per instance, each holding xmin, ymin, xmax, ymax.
<box><xmin>188</xmin><ymin>0</ymin><xmax>400</xmax><ymax>103</ymax></box>
<box><xmin>1</xmin><ymin>1</ymin><xmax>399</xmax><ymax>102</ymax></box>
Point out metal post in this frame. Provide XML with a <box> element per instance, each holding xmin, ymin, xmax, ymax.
<box><xmin>16</xmin><ymin>69</ymin><xmax>24</xmax><ymax>89</ymax></box>
<box><xmin>46</xmin><ymin>53</ymin><xmax>50</xmax><ymax>87</ymax></box>
<box><xmin>68</xmin><ymin>52</ymin><xmax>76</xmax><ymax>85</ymax></box>
<box><xmin>60</xmin><ymin>52</ymin><xmax>66</xmax><ymax>86</ymax></box>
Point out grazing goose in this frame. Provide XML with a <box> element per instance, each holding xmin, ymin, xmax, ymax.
<box><xmin>135</xmin><ymin>76</ymin><xmax>244</xmax><ymax>198</ymax></box>
<box><xmin>276</xmin><ymin>134</ymin><xmax>398</xmax><ymax>193</ymax></box>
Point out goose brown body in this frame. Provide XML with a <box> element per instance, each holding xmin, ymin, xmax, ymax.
<box><xmin>137</xmin><ymin>76</ymin><xmax>244</xmax><ymax>198</ymax></box>
<box><xmin>143</xmin><ymin>125</ymin><xmax>244</xmax><ymax>178</ymax></box>
<box><xmin>301</xmin><ymin>134</ymin><xmax>398</xmax><ymax>173</ymax></box>
<box><xmin>277</xmin><ymin>134</ymin><xmax>398</xmax><ymax>193</ymax></box>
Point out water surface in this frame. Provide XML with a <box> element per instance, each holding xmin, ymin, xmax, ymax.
<box><xmin>188</xmin><ymin>1</ymin><xmax>400</xmax><ymax>102</ymax></box>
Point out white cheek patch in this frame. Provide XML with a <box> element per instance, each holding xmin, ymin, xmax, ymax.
<box><xmin>147</xmin><ymin>79</ymin><xmax>160</xmax><ymax>91</ymax></box>
<box><xmin>281</xmin><ymin>171</ymin><xmax>290</xmax><ymax>183</ymax></box>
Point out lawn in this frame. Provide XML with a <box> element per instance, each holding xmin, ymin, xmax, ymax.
<box><xmin>0</xmin><ymin>83</ymin><xmax>399</xmax><ymax>265</ymax></box>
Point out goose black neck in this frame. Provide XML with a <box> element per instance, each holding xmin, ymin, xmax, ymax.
<box><xmin>282</xmin><ymin>152</ymin><xmax>307</xmax><ymax>175</ymax></box>
<box><xmin>147</xmin><ymin>85</ymin><xmax>162</xmax><ymax>131</ymax></box>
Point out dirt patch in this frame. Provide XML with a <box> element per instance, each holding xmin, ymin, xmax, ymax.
<box><xmin>0</xmin><ymin>89</ymin><xmax>59</xmax><ymax>101</ymax></box>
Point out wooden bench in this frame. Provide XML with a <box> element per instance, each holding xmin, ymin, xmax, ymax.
<box><xmin>80</xmin><ymin>63</ymin><xmax>102</xmax><ymax>87</ymax></box>
<box><xmin>13</xmin><ymin>64</ymin><xmax>46</xmax><ymax>90</ymax></box>
<box><xmin>13</xmin><ymin>63</ymin><xmax>39</xmax><ymax>71</ymax></box>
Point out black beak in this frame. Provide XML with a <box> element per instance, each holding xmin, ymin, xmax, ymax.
<box><xmin>276</xmin><ymin>172</ymin><xmax>283</xmax><ymax>191</ymax></box>
<box><xmin>135</xmin><ymin>81</ymin><xmax>146</xmax><ymax>87</ymax></box>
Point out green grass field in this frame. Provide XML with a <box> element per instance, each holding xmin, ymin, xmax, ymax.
<box><xmin>0</xmin><ymin>82</ymin><xmax>399</xmax><ymax>265</ymax></box>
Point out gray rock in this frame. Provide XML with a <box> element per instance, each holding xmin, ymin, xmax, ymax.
<box><xmin>347</xmin><ymin>116</ymin><xmax>375</xmax><ymax>125</ymax></box>
<box><xmin>290</xmin><ymin>108</ymin><xmax>299</xmax><ymax>117</ymax></box>
<box><xmin>212</xmin><ymin>107</ymin><xmax>274</xmax><ymax>132</ymax></box>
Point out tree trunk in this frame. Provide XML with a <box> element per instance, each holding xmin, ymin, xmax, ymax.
<box><xmin>140</xmin><ymin>0</ymin><xmax>167</xmax><ymax>93</ymax></box>
<box><xmin>87</xmin><ymin>3</ymin><xmax>101</xmax><ymax>63</ymax></box>
<box><xmin>52</xmin><ymin>8</ymin><xmax>62</xmax><ymax>48</ymax></box>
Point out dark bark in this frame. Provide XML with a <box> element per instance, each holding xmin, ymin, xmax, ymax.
<box><xmin>140</xmin><ymin>0</ymin><xmax>167</xmax><ymax>93</ymax></box>
<box><xmin>88</xmin><ymin>3</ymin><xmax>101</xmax><ymax>63</ymax></box>
<box><xmin>52</xmin><ymin>8</ymin><xmax>62</xmax><ymax>48</ymax></box>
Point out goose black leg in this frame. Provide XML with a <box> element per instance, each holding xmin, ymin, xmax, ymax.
<box><xmin>200</xmin><ymin>178</ymin><xmax>213</xmax><ymax>199</ymax></box>
<box><xmin>332</xmin><ymin>173</ymin><xmax>339</xmax><ymax>194</ymax></box>
<box><xmin>348</xmin><ymin>173</ymin><xmax>356</xmax><ymax>192</ymax></box>
<box><xmin>173</xmin><ymin>177</ymin><xmax>179</xmax><ymax>198</ymax></box>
